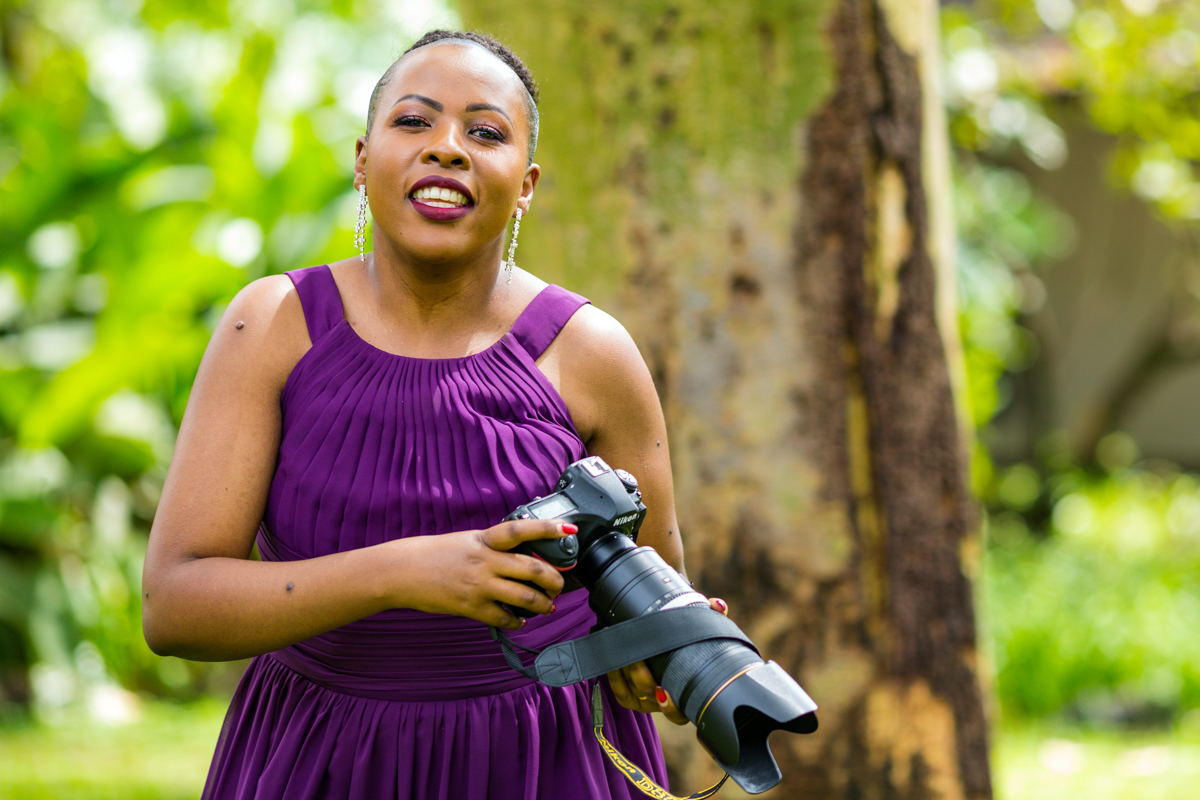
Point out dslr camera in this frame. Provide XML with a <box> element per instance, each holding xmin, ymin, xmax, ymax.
<box><xmin>505</xmin><ymin>456</ymin><xmax>818</xmax><ymax>794</ymax></box>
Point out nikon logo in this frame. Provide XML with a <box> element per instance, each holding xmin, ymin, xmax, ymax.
<box><xmin>613</xmin><ymin>513</ymin><xmax>637</xmax><ymax>526</ymax></box>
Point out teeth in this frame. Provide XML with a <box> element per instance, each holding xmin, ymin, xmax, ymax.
<box><xmin>412</xmin><ymin>186</ymin><xmax>468</xmax><ymax>207</ymax></box>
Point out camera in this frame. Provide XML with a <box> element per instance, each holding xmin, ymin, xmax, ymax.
<box><xmin>504</xmin><ymin>456</ymin><xmax>818</xmax><ymax>794</ymax></box>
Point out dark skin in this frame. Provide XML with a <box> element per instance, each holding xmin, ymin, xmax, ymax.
<box><xmin>142</xmin><ymin>41</ymin><xmax>721</xmax><ymax>724</ymax></box>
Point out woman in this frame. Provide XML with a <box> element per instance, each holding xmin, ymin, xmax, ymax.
<box><xmin>143</xmin><ymin>30</ymin><xmax>701</xmax><ymax>799</ymax></box>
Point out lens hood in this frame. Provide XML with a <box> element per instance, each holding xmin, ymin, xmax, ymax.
<box><xmin>695</xmin><ymin>661</ymin><xmax>819</xmax><ymax>794</ymax></box>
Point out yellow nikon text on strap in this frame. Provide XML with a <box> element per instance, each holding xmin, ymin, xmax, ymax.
<box><xmin>590</xmin><ymin>684</ymin><xmax>729</xmax><ymax>800</ymax></box>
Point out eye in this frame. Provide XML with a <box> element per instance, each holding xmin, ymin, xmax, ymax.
<box><xmin>393</xmin><ymin>114</ymin><xmax>429</xmax><ymax>128</ymax></box>
<box><xmin>470</xmin><ymin>125</ymin><xmax>506</xmax><ymax>142</ymax></box>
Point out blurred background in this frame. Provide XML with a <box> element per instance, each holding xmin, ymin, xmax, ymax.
<box><xmin>2</xmin><ymin>0</ymin><xmax>1199</xmax><ymax>797</ymax></box>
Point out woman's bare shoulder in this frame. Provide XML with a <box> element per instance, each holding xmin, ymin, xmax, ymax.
<box><xmin>225</xmin><ymin>272</ymin><xmax>303</xmax><ymax>323</ymax></box>
<box><xmin>199</xmin><ymin>273</ymin><xmax>311</xmax><ymax>394</ymax></box>
<box><xmin>547</xmin><ymin>300</ymin><xmax>660</xmax><ymax>442</ymax></box>
<box><xmin>556</xmin><ymin>302</ymin><xmax>645</xmax><ymax>379</ymax></box>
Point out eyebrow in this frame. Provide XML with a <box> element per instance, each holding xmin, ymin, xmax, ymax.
<box><xmin>390</xmin><ymin>95</ymin><xmax>512</xmax><ymax>125</ymax></box>
<box><xmin>466</xmin><ymin>103</ymin><xmax>512</xmax><ymax>124</ymax></box>
<box><xmin>392</xmin><ymin>94</ymin><xmax>442</xmax><ymax>111</ymax></box>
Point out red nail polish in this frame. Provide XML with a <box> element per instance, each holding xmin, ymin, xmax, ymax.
<box><xmin>561</xmin><ymin>523</ymin><xmax>579</xmax><ymax>534</ymax></box>
<box><xmin>713</xmin><ymin>597</ymin><xmax>728</xmax><ymax>614</ymax></box>
<box><xmin>550</xmin><ymin>603</ymin><xmax>557</xmax><ymax>613</ymax></box>
<box><xmin>655</xmin><ymin>688</ymin><xmax>668</xmax><ymax>705</ymax></box>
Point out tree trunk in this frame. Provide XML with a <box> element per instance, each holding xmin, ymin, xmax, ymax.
<box><xmin>459</xmin><ymin>1</ymin><xmax>992</xmax><ymax>798</ymax></box>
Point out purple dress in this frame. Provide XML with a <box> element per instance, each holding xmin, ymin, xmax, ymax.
<box><xmin>202</xmin><ymin>265</ymin><xmax>668</xmax><ymax>800</ymax></box>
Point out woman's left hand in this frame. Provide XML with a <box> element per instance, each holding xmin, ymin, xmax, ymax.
<box><xmin>605</xmin><ymin>596</ymin><xmax>729</xmax><ymax>724</ymax></box>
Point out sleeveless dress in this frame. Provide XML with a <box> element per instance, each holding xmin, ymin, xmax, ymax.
<box><xmin>201</xmin><ymin>265</ymin><xmax>669</xmax><ymax>800</ymax></box>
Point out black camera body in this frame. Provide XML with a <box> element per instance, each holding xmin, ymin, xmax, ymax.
<box><xmin>505</xmin><ymin>455</ymin><xmax>647</xmax><ymax>585</ymax></box>
<box><xmin>503</xmin><ymin>456</ymin><xmax>818</xmax><ymax>794</ymax></box>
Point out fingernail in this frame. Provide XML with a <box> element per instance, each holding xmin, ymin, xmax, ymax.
<box><xmin>519</xmin><ymin>618</ymin><xmax>527</xmax><ymax>627</ymax></box>
<box><xmin>550</xmin><ymin>603</ymin><xmax>557</xmax><ymax>613</ymax></box>
<box><xmin>561</xmin><ymin>523</ymin><xmax>578</xmax><ymax>534</ymax></box>
<box><xmin>712</xmin><ymin>597</ymin><xmax>728</xmax><ymax>614</ymax></box>
<box><xmin>655</xmin><ymin>687</ymin><xmax>668</xmax><ymax>705</ymax></box>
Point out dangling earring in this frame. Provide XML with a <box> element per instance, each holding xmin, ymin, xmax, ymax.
<box><xmin>505</xmin><ymin>207</ymin><xmax>523</xmax><ymax>285</ymax></box>
<box><xmin>355</xmin><ymin>183</ymin><xmax>368</xmax><ymax>262</ymax></box>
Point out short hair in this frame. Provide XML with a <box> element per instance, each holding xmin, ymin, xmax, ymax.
<box><xmin>365</xmin><ymin>30</ymin><xmax>539</xmax><ymax>165</ymax></box>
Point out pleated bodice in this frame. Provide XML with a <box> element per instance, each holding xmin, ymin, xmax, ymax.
<box><xmin>260</xmin><ymin>264</ymin><xmax>595</xmax><ymax>700</ymax></box>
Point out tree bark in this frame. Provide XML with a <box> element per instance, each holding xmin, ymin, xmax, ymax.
<box><xmin>459</xmin><ymin>1</ymin><xmax>992</xmax><ymax>798</ymax></box>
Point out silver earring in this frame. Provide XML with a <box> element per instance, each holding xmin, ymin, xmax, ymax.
<box><xmin>505</xmin><ymin>208</ymin><xmax>523</xmax><ymax>285</ymax></box>
<box><xmin>355</xmin><ymin>184</ymin><xmax>368</xmax><ymax>262</ymax></box>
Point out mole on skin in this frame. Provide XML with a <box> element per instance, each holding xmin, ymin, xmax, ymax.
<box><xmin>286</xmin><ymin>583</ymin><xmax>294</xmax><ymax>592</ymax></box>
<box><xmin>235</xmin><ymin>321</ymin><xmax>245</xmax><ymax>330</ymax></box>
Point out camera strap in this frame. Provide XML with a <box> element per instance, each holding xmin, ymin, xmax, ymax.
<box><xmin>590</xmin><ymin>682</ymin><xmax>729</xmax><ymax>800</ymax></box>
<box><xmin>489</xmin><ymin>607</ymin><xmax>748</xmax><ymax>800</ymax></box>
<box><xmin>489</xmin><ymin>605</ymin><xmax>757</xmax><ymax>686</ymax></box>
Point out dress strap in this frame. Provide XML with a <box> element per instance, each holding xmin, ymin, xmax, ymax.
<box><xmin>509</xmin><ymin>284</ymin><xmax>591</xmax><ymax>360</ymax></box>
<box><xmin>286</xmin><ymin>265</ymin><xmax>345</xmax><ymax>344</ymax></box>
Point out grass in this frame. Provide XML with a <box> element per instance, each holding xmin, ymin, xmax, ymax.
<box><xmin>994</xmin><ymin>720</ymin><xmax>1200</xmax><ymax>800</ymax></box>
<box><xmin>2</xmin><ymin>701</ymin><xmax>1200</xmax><ymax>799</ymax></box>
<box><xmin>0</xmin><ymin>699</ymin><xmax>226</xmax><ymax>800</ymax></box>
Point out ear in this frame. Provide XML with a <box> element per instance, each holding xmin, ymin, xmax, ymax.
<box><xmin>354</xmin><ymin>136</ymin><xmax>368</xmax><ymax>189</ymax></box>
<box><xmin>517</xmin><ymin>163</ymin><xmax>540</xmax><ymax>215</ymax></box>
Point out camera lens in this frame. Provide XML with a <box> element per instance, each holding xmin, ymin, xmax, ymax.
<box><xmin>585</xmin><ymin>537</ymin><xmax>704</xmax><ymax>626</ymax></box>
<box><xmin>572</xmin><ymin>531</ymin><xmax>816</xmax><ymax>793</ymax></box>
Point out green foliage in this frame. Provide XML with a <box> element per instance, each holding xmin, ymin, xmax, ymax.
<box><xmin>946</xmin><ymin>1</ymin><xmax>1200</xmax><ymax>727</ymax></box>
<box><xmin>951</xmin><ymin>120</ymin><xmax>1077</xmax><ymax>496</ymax></box>
<box><xmin>987</xmin><ymin>463</ymin><xmax>1200</xmax><ymax>721</ymax></box>
<box><xmin>955</xmin><ymin>160</ymin><xmax>1072</xmax><ymax>430</ymax></box>
<box><xmin>944</xmin><ymin>0</ymin><xmax>1200</xmax><ymax>220</ymax></box>
<box><xmin>0</xmin><ymin>0</ymin><xmax>453</xmax><ymax>711</ymax></box>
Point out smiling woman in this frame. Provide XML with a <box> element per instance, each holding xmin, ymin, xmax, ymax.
<box><xmin>140</xmin><ymin>29</ymin><xmax>700</xmax><ymax>800</ymax></box>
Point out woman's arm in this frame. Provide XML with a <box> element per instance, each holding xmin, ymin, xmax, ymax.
<box><xmin>543</xmin><ymin>305</ymin><xmax>684</xmax><ymax>573</ymax></box>
<box><xmin>142</xmin><ymin>276</ymin><xmax>568</xmax><ymax>662</ymax></box>
<box><xmin>545</xmin><ymin>305</ymin><xmax>702</xmax><ymax>721</ymax></box>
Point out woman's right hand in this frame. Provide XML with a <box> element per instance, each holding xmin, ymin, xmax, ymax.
<box><xmin>391</xmin><ymin>519</ymin><xmax>574</xmax><ymax>629</ymax></box>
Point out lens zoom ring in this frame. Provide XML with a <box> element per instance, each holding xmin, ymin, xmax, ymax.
<box><xmin>659</xmin><ymin>640</ymin><xmax>733</xmax><ymax>717</ymax></box>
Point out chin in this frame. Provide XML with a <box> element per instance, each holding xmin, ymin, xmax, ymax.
<box><xmin>404</xmin><ymin>242</ymin><xmax>480</xmax><ymax>267</ymax></box>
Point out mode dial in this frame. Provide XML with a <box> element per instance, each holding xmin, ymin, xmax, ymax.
<box><xmin>614</xmin><ymin>469</ymin><xmax>639</xmax><ymax>494</ymax></box>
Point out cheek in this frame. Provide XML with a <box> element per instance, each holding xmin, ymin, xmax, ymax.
<box><xmin>495</xmin><ymin>162</ymin><xmax>530</xmax><ymax>199</ymax></box>
<box><xmin>366</xmin><ymin>138</ymin><xmax>416</xmax><ymax>174</ymax></box>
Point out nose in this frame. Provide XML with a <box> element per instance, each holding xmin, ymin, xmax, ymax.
<box><xmin>423</xmin><ymin>121</ymin><xmax>470</xmax><ymax>169</ymax></box>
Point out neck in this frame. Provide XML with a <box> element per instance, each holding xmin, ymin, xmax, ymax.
<box><xmin>364</xmin><ymin>236</ymin><xmax>508</xmax><ymax>325</ymax></box>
